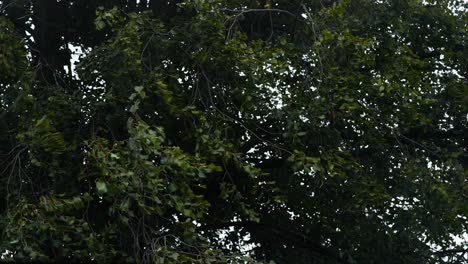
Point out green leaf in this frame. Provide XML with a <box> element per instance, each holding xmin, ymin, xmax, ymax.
<box><xmin>96</xmin><ymin>181</ymin><xmax>108</xmax><ymax>194</ymax></box>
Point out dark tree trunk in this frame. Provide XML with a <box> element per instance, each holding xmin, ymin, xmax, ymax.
<box><xmin>31</xmin><ymin>0</ymin><xmax>68</xmax><ymax>86</ymax></box>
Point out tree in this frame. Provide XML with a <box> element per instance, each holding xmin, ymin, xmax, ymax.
<box><xmin>0</xmin><ymin>0</ymin><xmax>467</xmax><ymax>263</ymax></box>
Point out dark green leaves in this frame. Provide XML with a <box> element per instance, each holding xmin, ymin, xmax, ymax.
<box><xmin>1</xmin><ymin>0</ymin><xmax>467</xmax><ymax>263</ymax></box>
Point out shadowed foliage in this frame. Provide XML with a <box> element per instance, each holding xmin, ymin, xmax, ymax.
<box><xmin>0</xmin><ymin>0</ymin><xmax>467</xmax><ymax>263</ymax></box>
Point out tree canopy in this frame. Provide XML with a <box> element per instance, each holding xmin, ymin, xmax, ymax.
<box><xmin>0</xmin><ymin>0</ymin><xmax>467</xmax><ymax>263</ymax></box>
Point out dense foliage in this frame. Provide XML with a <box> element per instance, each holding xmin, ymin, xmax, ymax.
<box><xmin>1</xmin><ymin>0</ymin><xmax>467</xmax><ymax>263</ymax></box>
